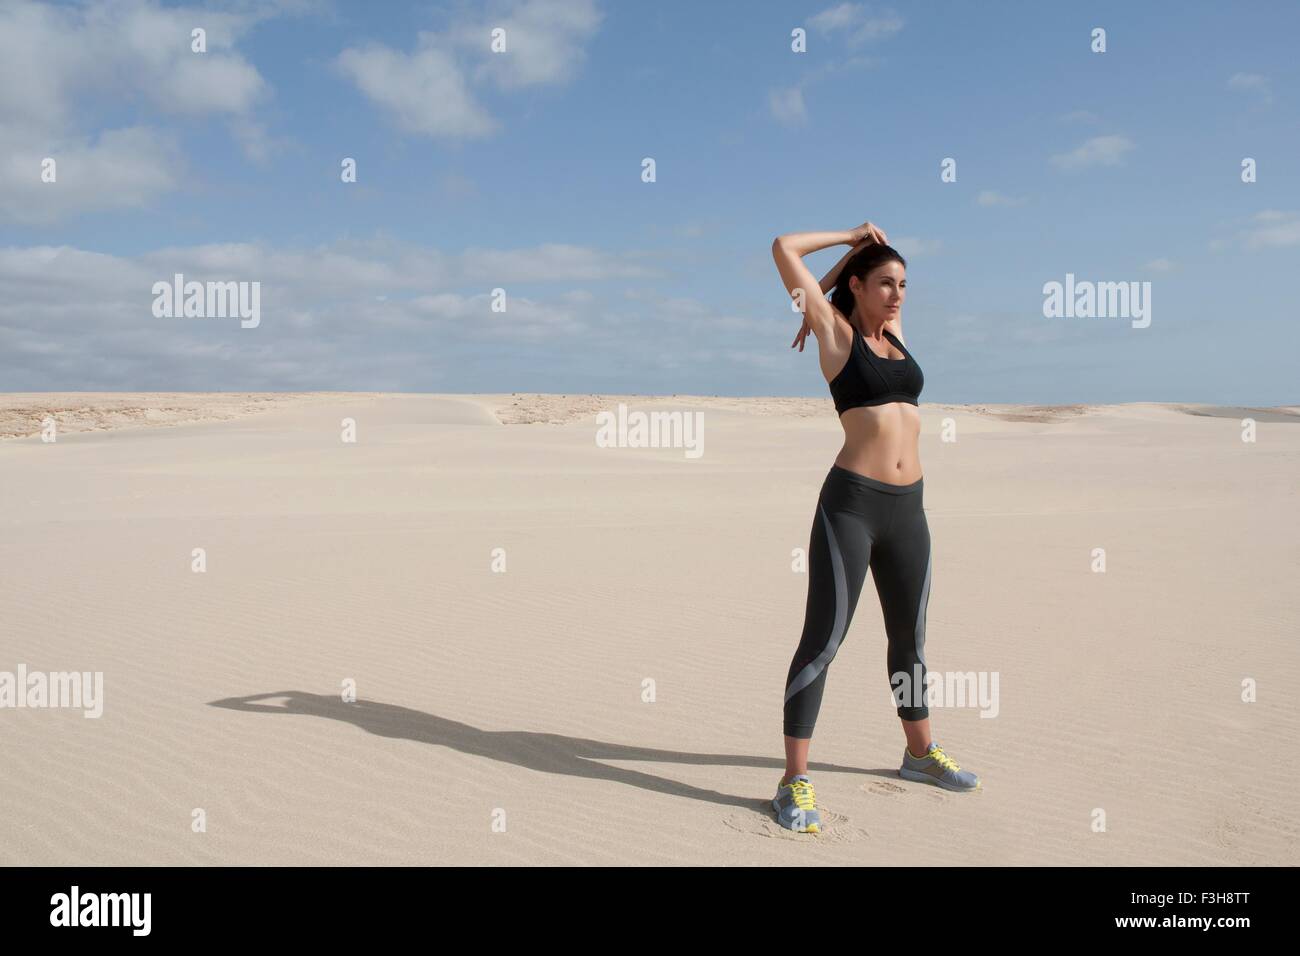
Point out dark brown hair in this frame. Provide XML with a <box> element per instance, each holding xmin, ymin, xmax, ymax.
<box><xmin>828</xmin><ymin>243</ymin><xmax>906</xmax><ymax>324</ymax></box>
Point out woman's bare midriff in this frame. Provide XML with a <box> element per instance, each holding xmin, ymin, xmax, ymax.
<box><xmin>834</xmin><ymin>403</ymin><xmax>923</xmax><ymax>485</ymax></box>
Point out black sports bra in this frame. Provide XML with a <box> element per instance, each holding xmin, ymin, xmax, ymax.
<box><xmin>828</xmin><ymin>326</ymin><xmax>924</xmax><ymax>415</ymax></box>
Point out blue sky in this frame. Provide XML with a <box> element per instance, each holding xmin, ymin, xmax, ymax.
<box><xmin>1</xmin><ymin>0</ymin><xmax>1296</xmax><ymax>403</ymax></box>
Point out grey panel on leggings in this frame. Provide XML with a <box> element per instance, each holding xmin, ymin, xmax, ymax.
<box><xmin>914</xmin><ymin>549</ymin><xmax>932</xmax><ymax>667</ymax></box>
<box><xmin>784</xmin><ymin>504</ymin><xmax>848</xmax><ymax>702</ymax></box>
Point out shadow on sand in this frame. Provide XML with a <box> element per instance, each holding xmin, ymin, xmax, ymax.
<box><xmin>208</xmin><ymin>690</ymin><xmax>899</xmax><ymax>812</ymax></box>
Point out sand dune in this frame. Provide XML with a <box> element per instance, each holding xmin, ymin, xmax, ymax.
<box><xmin>7</xmin><ymin>392</ymin><xmax>1296</xmax><ymax>437</ymax></box>
<box><xmin>0</xmin><ymin>392</ymin><xmax>379</xmax><ymax>441</ymax></box>
<box><xmin>0</xmin><ymin>393</ymin><xmax>1296</xmax><ymax>864</ymax></box>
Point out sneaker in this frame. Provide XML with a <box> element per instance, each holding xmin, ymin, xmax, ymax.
<box><xmin>899</xmin><ymin>742</ymin><xmax>981</xmax><ymax>792</ymax></box>
<box><xmin>772</xmin><ymin>774</ymin><xmax>822</xmax><ymax>832</ymax></box>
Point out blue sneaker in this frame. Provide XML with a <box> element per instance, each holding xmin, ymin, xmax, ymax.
<box><xmin>772</xmin><ymin>774</ymin><xmax>822</xmax><ymax>832</ymax></box>
<box><xmin>899</xmin><ymin>742</ymin><xmax>981</xmax><ymax>792</ymax></box>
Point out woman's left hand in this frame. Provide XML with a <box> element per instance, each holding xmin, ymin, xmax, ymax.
<box><xmin>791</xmin><ymin>315</ymin><xmax>812</xmax><ymax>351</ymax></box>
<box><xmin>849</xmin><ymin>221</ymin><xmax>888</xmax><ymax>245</ymax></box>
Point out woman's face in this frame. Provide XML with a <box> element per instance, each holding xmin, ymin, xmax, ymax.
<box><xmin>850</xmin><ymin>261</ymin><xmax>906</xmax><ymax>324</ymax></box>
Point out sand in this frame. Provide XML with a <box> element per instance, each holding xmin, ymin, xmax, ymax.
<box><xmin>0</xmin><ymin>392</ymin><xmax>1296</xmax><ymax>865</ymax></box>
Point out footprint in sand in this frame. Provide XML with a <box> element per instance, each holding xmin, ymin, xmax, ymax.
<box><xmin>1212</xmin><ymin>816</ymin><xmax>1244</xmax><ymax>849</ymax></box>
<box><xmin>866</xmin><ymin>777</ymin><xmax>950</xmax><ymax>801</ymax></box>
<box><xmin>723</xmin><ymin>802</ymin><xmax>868</xmax><ymax>844</ymax></box>
<box><xmin>864</xmin><ymin>779</ymin><xmax>907</xmax><ymax>797</ymax></box>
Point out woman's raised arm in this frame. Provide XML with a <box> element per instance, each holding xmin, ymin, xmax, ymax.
<box><xmin>771</xmin><ymin>230</ymin><xmax>856</xmax><ymax>337</ymax></box>
<box><xmin>772</xmin><ymin>223</ymin><xmax>887</xmax><ymax>338</ymax></box>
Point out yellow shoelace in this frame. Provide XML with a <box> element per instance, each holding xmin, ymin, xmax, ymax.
<box><xmin>928</xmin><ymin>746</ymin><xmax>961</xmax><ymax>772</ymax></box>
<box><xmin>788</xmin><ymin>779</ymin><xmax>816</xmax><ymax>810</ymax></box>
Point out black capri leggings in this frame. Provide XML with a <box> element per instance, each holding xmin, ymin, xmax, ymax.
<box><xmin>783</xmin><ymin>464</ymin><xmax>933</xmax><ymax>737</ymax></box>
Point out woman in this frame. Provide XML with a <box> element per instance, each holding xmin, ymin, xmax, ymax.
<box><xmin>768</xmin><ymin>222</ymin><xmax>981</xmax><ymax>834</ymax></box>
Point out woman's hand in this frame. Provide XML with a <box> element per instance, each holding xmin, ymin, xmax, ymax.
<box><xmin>791</xmin><ymin>315</ymin><xmax>812</xmax><ymax>352</ymax></box>
<box><xmin>849</xmin><ymin>221</ymin><xmax>888</xmax><ymax>245</ymax></box>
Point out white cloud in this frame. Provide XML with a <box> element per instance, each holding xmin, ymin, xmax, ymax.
<box><xmin>0</xmin><ymin>126</ymin><xmax>186</xmax><ymax>225</ymax></box>
<box><xmin>780</xmin><ymin>5</ymin><xmax>898</xmax><ymax>123</ymax></box>
<box><xmin>848</xmin><ymin>13</ymin><xmax>904</xmax><ymax>44</ymax></box>
<box><xmin>769</xmin><ymin>87</ymin><xmax>808</xmax><ymax>125</ymax></box>
<box><xmin>336</xmin><ymin>0</ymin><xmax>604</xmax><ymax>141</ymax></box>
<box><xmin>336</xmin><ymin>39</ymin><xmax>498</xmax><ymax>140</ymax></box>
<box><xmin>891</xmin><ymin>237</ymin><xmax>941</xmax><ymax>257</ymax></box>
<box><xmin>1227</xmin><ymin>72</ymin><xmax>1272</xmax><ymax>104</ymax></box>
<box><xmin>1049</xmin><ymin>134</ymin><xmax>1135</xmax><ymax>170</ymax></box>
<box><xmin>229</xmin><ymin>116</ymin><xmax>292</xmax><ymax>167</ymax></box>
<box><xmin>0</xmin><ymin>0</ymin><xmax>277</xmax><ymax>118</ymax></box>
<box><xmin>1241</xmin><ymin>210</ymin><xmax>1300</xmax><ymax>248</ymax></box>
<box><xmin>0</xmin><ymin>237</ymin><xmax>820</xmax><ymax>390</ymax></box>
<box><xmin>451</xmin><ymin>0</ymin><xmax>605</xmax><ymax>92</ymax></box>
<box><xmin>0</xmin><ymin>0</ymin><xmax>307</xmax><ymax>222</ymax></box>
<box><xmin>976</xmin><ymin>190</ymin><xmax>1027</xmax><ymax>207</ymax></box>
<box><xmin>0</xmin><ymin>238</ymin><xmax>660</xmax><ymax>369</ymax></box>
<box><xmin>807</xmin><ymin>4</ymin><xmax>904</xmax><ymax>45</ymax></box>
<box><xmin>808</xmin><ymin>3</ymin><xmax>860</xmax><ymax>31</ymax></box>
<box><xmin>438</xmin><ymin>170</ymin><xmax>480</xmax><ymax>200</ymax></box>
<box><xmin>672</xmin><ymin>217</ymin><xmax>722</xmax><ymax>239</ymax></box>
